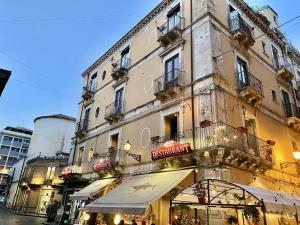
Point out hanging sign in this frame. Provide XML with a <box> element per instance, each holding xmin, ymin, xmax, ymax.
<box><xmin>151</xmin><ymin>140</ymin><xmax>192</xmax><ymax>161</ymax></box>
<box><xmin>61</xmin><ymin>167</ymin><xmax>72</xmax><ymax>176</ymax></box>
<box><xmin>93</xmin><ymin>158</ymin><xmax>114</xmax><ymax>171</ymax></box>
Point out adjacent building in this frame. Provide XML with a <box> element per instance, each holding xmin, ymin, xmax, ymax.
<box><xmin>0</xmin><ymin>68</ymin><xmax>11</xmax><ymax>97</ymax></box>
<box><xmin>0</xmin><ymin>126</ymin><xmax>32</xmax><ymax>194</ymax></box>
<box><xmin>6</xmin><ymin>114</ymin><xmax>76</xmax><ymax>216</ymax></box>
<box><xmin>62</xmin><ymin>0</ymin><xmax>300</xmax><ymax>225</ymax></box>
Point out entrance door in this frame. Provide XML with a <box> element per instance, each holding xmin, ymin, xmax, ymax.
<box><xmin>164</xmin><ymin>113</ymin><xmax>178</xmax><ymax>141</ymax></box>
<box><xmin>237</xmin><ymin>57</ymin><xmax>248</xmax><ymax>88</ymax></box>
<box><xmin>165</xmin><ymin>54</ymin><xmax>179</xmax><ymax>88</ymax></box>
<box><xmin>282</xmin><ymin>90</ymin><xmax>292</xmax><ymax>117</ymax></box>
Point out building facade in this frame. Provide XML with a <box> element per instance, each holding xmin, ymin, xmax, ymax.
<box><xmin>0</xmin><ymin>126</ymin><xmax>32</xmax><ymax>194</ymax></box>
<box><xmin>6</xmin><ymin>114</ymin><xmax>76</xmax><ymax>216</ymax></box>
<box><xmin>63</xmin><ymin>0</ymin><xmax>300</xmax><ymax>224</ymax></box>
<box><xmin>0</xmin><ymin>68</ymin><xmax>11</xmax><ymax>97</ymax></box>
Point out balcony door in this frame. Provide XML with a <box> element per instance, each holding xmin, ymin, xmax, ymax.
<box><xmin>237</xmin><ymin>57</ymin><xmax>248</xmax><ymax>88</ymax></box>
<box><xmin>167</xmin><ymin>4</ymin><xmax>180</xmax><ymax>31</ymax></box>
<box><xmin>89</xmin><ymin>73</ymin><xmax>97</xmax><ymax>92</ymax></box>
<box><xmin>244</xmin><ymin>117</ymin><xmax>259</xmax><ymax>156</ymax></box>
<box><xmin>165</xmin><ymin>54</ymin><xmax>179</xmax><ymax>88</ymax></box>
<box><xmin>164</xmin><ymin>113</ymin><xmax>179</xmax><ymax>141</ymax></box>
<box><xmin>83</xmin><ymin>108</ymin><xmax>90</xmax><ymax>129</ymax></box>
<box><xmin>121</xmin><ymin>47</ymin><xmax>130</xmax><ymax>68</ymax></box>
<box><xmin>272</xmin><ymin>46</ymin><xmax>280</xmax><ymax>69</ymax></box>
<box><xmin>115</xmin><ymin>88</ymin><xmax>124</xmax><ymax>111</ymax></box>
<box><xmin>282</xmin><ymin>90</ymin><xmax>292</xmax><ymax>117</ymax></box>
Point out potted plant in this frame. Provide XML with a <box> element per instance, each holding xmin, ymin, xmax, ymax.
<box><xmin>227</xmin><ymin>215</ymin><xmax>238</xmax><ymax>225</ymax></box>
<box><xmin>200</xmin><ymin>120</ymin><xmax>213</xmax><ymax>128</ymax></box>
<box><xmin>243</xmin><ymin>206</ymin><xmax>259</xmax><ymax>225</ymax></box>
<box><xmin>237</xmin><ymin>126</ymin><xmax>248</xmax><ymax>134</ymax></box>
<box><xmin>193</xmin><ymin>184</ymin><xmax>206</xmax><ymax>204</ymax></box>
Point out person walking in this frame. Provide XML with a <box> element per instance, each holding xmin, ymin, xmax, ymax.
<box><xmin>132</xmin><ymin>219</ymin><xmax>138</xmax><ymax>225</ymax></box>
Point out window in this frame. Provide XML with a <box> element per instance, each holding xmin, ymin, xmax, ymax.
<box><xmin>95</xmin><ymin>107</ymin><xmax>100</xmax><ymax>118</ymax></box>
<box><xmin>271</xmin><ymin>90</ymin><xmax>277</xmax><ymax>102</ymax></box>
<box><xmin>262</xmin><ymin>42</ymin><xmax>266</xmax><ymax>54</ymax></box>
<box><xmin>77</xmin><ymin>147</ymin><xmax>84</xmax><ymax>167</ymax></box>
<box><xmin>102</xmin><ymin>71</ymin><xmax>106</xmax><ymax>80</ymax></box>
<box><xmin>272</xmin><ymin>46</ymin><xmax>279</xmax><ymax>69</ymax></box>
<box><xmin>89</xmin><ymin>73</ymin><xmax>97</xmax><ymax>92</ymax></box>
<box><xmin>167</xmin><ymin>4</ymin><xmax>180</xmax><ymax>30</ymax></box>
<box><xmin>165</xmin><ymin>54</ymin><xmax>180</xmax><ymax>88</ymax></box>
<box><xmin>121</xmin><ymin>47</ymin><xmax>130</xmax><ymax>68</ymax></box>
<box><xmin>115</xmin><ymin>88</ymin><xmax>124</xmax><ymax>109</ymax></box>
<box><xmin>295</xmin><ymin>89</ymin><xmax>299</xmax><ymax>101</ymax></box>
<box><xmin>83</xmin><ymin>108</ymin><xmax>90</xmax><ymax>129</ymax></box>
<box><xmin>2</xmin><ymin>136</ymin><xmax>12</xmax><ymax>146</ymax></box>
<box><xmin>237</xmin><ymin>57</ymin><xmax>248</xmax><ymax>88</ymax></box>
<box><xmin>292</xmin><ymin>141</ymin><xmax>298</xmax><ymax>151</ymax></box>
<box><xmin>12</xmin><ymin>138</ymin><xmax>22</xmax><ymax>147</ymax></box>
<box><xmin>88</xmin><ymin>148</ymin><xmax>94</xmax><ymax>163</ymax></box>
<box><xmin>282</xmin><ymin>90</ymin><xmax>292</xmax><ymax>117</ymax></box>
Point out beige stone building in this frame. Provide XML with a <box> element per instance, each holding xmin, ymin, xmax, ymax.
<box><xmin>62</xmin><ymin>0</ymin><xmax>300</xmax><ymax>224</ymax></box>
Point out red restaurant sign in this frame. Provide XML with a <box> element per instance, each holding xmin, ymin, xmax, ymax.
<box><xmin>61</xmin><ymin>167</ymin><xmax>72</xmax><ymax>176</ymax></box>
<box><xmin>93</xmin><ymin>158</ymin><xmax>114</xmax><ymax>171</ymax></box>
<box><xmin>151</xmin><ymin>141</ymin><xmax>193</xmax><ymax>161</ymax></box>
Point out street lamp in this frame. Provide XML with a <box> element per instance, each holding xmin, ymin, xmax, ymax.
<box><xmin>123</xmin><ymin>140</ymin><xmax>141</xmax><ymax>162</ymax></box>
<box><xmin>280</xmin><ymin>150</ymin><xmax>300</xmax><ymax>176</ymax></box>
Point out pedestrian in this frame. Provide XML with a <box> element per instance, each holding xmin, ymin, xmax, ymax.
<box><xmin>141</xmin><ymin>221</ymin><xmax>146</xmax><ymax>225</ymax></box>
<box><xmin>151</xmin><ymin>223</ymin><xmax>155</xmax><ymax>225</ymax></box>
<box><xmin>119</xmin><ymin>220</ymin><xmax>125</xmax><ymax>225</ymax></box>
<box><xmin>132</xmin><ymin>219</ymin><xmax>138</xmax><ymax>225</ymax></box>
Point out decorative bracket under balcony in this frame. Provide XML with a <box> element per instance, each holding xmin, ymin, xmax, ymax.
<box><xmin>287</xmin><ymin>117</ymin><xmax>300</xmax><ymax>132</ymax></box>
<box><xmin>157</xmin><ymin>15</ymin><xmax>183</xmax><ymax>48</ymax></box>
<box><xmin>111</xmin><ymin>58</ymin><xmax>130</xmax><ymax>81</ymax></box>
<box><xmin>239</xmin><ymin>86</ymin><xmax>263</xmax><ymax>106</ymax></box>
<box><xmin>230</xmin><ymin>15</ymin><xmax>255</xmax><ymax>50</ymax></box>
<box><xmin>154</xmin><ymin>69</ymin><xmax>183</xmax><ymax>100</ymax></box>
<box><xmin>277</xmin><ymin>66</ymin><xmax>294</xmax><ymax>82</ymax></box>
<box><xmin>82</xmin><ymin>87</ymin><xmax>94</xmax><ymax>101</ymax></box>
<box><xmin>104</xmin><ymin>101</ymin><xmax>125</xmax><ymax>123</ymax></box>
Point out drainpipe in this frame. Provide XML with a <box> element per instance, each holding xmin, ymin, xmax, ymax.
<box><xmin>190</xmin><ymin>0</ymin><xmax>195</xmax><ymax>150</ymax></box>
<box><xmin>72</xmin><ymin>74</ymin><xmax>89</xmax><ymax>165</ymax></box>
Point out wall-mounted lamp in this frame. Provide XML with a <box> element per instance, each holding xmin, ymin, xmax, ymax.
<box><xmin>280</xmin><ymin>151</ymin><xmax>300</xmax><ymax>176</ymax></box>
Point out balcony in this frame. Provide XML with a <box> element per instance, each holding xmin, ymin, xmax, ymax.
<box><xmin>229</xmin><ymin>15</ymin><xmax>255</xmax><ymax>49</ymax></box>
<box><xmin>104</xmin><ymin>101</ymin><xmax>125</xmax><ymax>122</ymax></box>
<box><xmin>237</xmin><ymin>71</ymin><xmax>263</xmax><ymax>106</ymax></box>
<box><xmin>111</xmin><ymin>58</ymin><xmax>130</xmax><ymax>80</ymax></box>
<box><xmin>75</xmin><ymin>119</ymin><xmax>89</xmax><ymax>138</ymax></box>
<box><xmin>274</xmin><ymin>57</ymin><xmax>294</xmax><ymax>82</ymax></box>
<box><xmin>154</xmin><ymin>69</ymin><xmax>183</xmax><ymax>100</ymax></box>
<box><xmin>81</xmin><ymin>86</ymin><xmax>95</xmax><ymax>101</ymax></box>
<box><xmin>152</xmin><ymin>121</ymin><xmax>273</xmax><ymax>172</ymax></box>
<box><xmin>283</xmin><ymin>102</ymin><xmax>300</xmax><ymax>132</ymax></box>
<box><xmin>157</xmin><ymin>15</ymin><xmax>183</xmax><ymax>47</ymax></box>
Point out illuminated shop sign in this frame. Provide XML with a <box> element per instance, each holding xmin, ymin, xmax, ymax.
<box><xmin>151</xmin><ymin>141</ymin><xmax>192</xmax><ymax>161</ymax></box>
<box><xmin>93</xmin><ymin>158</ymin><xmax>114</xmax><ymax>171</ymax></box>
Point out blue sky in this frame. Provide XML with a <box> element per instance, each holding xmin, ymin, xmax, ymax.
<box><xmin>0</xmin><ymin>0</ymin><xmax>299</xmax><ymax>130</ymax></box>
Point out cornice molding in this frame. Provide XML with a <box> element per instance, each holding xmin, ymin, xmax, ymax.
<box><xmin>82</xmin><ymin>0</ymin><xmax>176</xmax><ymax>77</ymax></box>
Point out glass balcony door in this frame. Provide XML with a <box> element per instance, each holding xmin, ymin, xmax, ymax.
<box><xmin>237</xmin><ymin>57</ymin><xmax>248</xmax><ymax>88</ymax></box>
<box><xmin>165</xmin><ymin>54</ymin><xmax>179</xmax><ymax>88</ymax></box>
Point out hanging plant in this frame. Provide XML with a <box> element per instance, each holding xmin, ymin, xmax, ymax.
<box><xmin>227</xmin><ymin>216</ymin><xmax>238</xmax><ymax>225</ymax></box>
<box><xmin>243</xmin><ymin>206</ymin><xmax>259</xmax><ymax>225</ymax></box>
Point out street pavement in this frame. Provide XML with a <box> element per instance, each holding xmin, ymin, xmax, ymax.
<box><xmin>0</xmin><ymin>208</ymin><xmax>46</xmax><ymax>225</ymax></box>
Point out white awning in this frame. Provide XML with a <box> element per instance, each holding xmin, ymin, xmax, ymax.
<box><xmin>237</xmin><ymin>184</ymin><xmax>300</xmax><ymax>214</ymax></box>
<box><xmin>70</xmin><ymin>178</ymin><xmax>117</xmax><ymax>201</ymax></box>
<box><xmin>86</xmin><ymin>169</ymin><xmax>193</xmax><ymax>214</ymax></box>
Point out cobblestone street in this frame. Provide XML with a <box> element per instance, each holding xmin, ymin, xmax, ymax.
<box><xmin>0</xmin><ymin>208</ymin><xmax>46</xmax><ymax>225</ymax></box>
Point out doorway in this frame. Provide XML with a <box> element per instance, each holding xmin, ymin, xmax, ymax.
<box><xmin>164</xmin><ymin>113</ymin><xmax>179</xmax><ymax>141</ymax></box>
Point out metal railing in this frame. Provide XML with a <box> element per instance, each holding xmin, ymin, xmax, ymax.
<box><xmin>152</xmin><ymin>121</ymin><xmax>273</xmax><ymax>162</ymax></box>
<box><xmin>104</xmin><ymin>101</ymin><xmax>125</xmax><ymax>119</ymax></box>
<box><xmin>154</xmin><ymin>69</ymin><xmax>183</xmax><ymax>94</ymax></box>
<box><xmin>76</xmin><ymin>119</ymin><xmax>89</xmax><ymax>133</ymax></box>
<box><xmin>229</xmin><ymin>14</ymin><xmax>254</xmax><ymax>39</ymax></box>
<box><xmin>82</xmin><ymin>85</ymin><xmax>95</xmax><ymax>96</ymax></box>
<box><xmin>282</xmin><ymin>102</ymin><xmax>300</xmax><ymax>118</ymax></box>
<box><xmin>158</xmin><ymin>14</ymin><xmax>183</xmax><ymax>39</ymax></box>
<box><xmin>273</xmin><ymin>56</ymin><xmax>294</xmax><ymax>74</ymax></box>
<box><xmin>237</xmin><ymin>71</ymin><xmax>263</xmax><ymax>96</ymax></box>
<box><xmin>112</xmin><ymin>58</ymin><xmax>130</xmax><ymax>73</ymax></box>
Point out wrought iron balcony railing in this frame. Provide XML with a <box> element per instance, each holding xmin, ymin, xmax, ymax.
<box><xmin>273</xmin><ymin>57</ymin><xmax>294</xmax><ymax>74</ymax></box>
<box><xmin>151</xmin><ymin>121</ymin><xmax>273</xmax><ymax>163</ymax></box>
<box><xmin>81</xmin><ymin>86</ymin><xmax>95</xmax><ymax>100</ymax></box>
<box><xmin>154</xmin><ymin>69</ymin><xmax>183</xmax><ymax>95</ymax></box>
<box><xmin>111</xmin><ymin>58</ymin><xmax>130</xmax><ymax>80</ymax></box>
<box><xmin>229</xmin><ymin>15</ymin><xmax>253</xmax><ymax>38</ymax></box>
<box><xmin>237</xmin><ymin>71</ymin><xmax>263</xmax><ymax>96</ymax></box>
<box><xmin>158</xmin><ymin>15</ymin><xmax>183</xmax><ymax>38</ymax></box>
<box><xmin>104</xmin><ymin>101</ymin><xmax>125</xmax><ymax>122</ymax></box>
<box><xmin>75</xmin><ymin>119</ymin><xmax>89</xmax><ymax>137</ymax></box>
<box><xmin>282</xmin><ymin>102</ymin><xmax>300</xmax><ymax>118</ymax></box>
